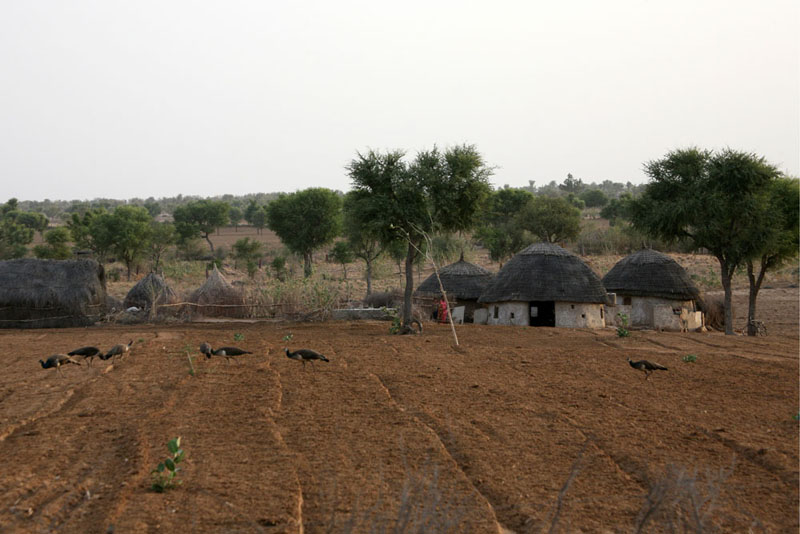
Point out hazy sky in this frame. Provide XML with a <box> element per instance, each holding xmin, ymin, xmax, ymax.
<box><xmin>1</xmin><ymin>0</ymin><xmax>798</xmax><ymax>202</ymax></box>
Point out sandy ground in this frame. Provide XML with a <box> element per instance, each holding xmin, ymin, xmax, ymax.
<box><xmin>0</xmin><ymin>288</ymin><xmax>797</xmax><ymax>533</ymax></box>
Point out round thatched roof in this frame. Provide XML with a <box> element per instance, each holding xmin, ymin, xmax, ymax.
<box><xmin>189</xmin><ymin>265</ymin><xmax>246</xmax><ymax>317</ymax></box>
<box><xmin>124</xmin><ymin>272</ymin><xmax>178</xmax><ymax>309</ymax></box>
<box><xmin>0</xmin><ymin>258</ymin><xmax>107</xmax><ymax>328</ymax></box>
<box><xmin>478</xmin><ymin>243</ymin><xmax>607</xmax><ymax>303</ymax></box>
<box><xmin>602</xmin><ymin>249</ymin><xmax>700</xmax><ymax>300</ymax></box>
<box><xmin>415</xmin><ymin>256</ymin><xmax>494</xmax><ymax>300</ymax></box>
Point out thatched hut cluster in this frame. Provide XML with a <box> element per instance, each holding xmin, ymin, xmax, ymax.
<box><xmin>0</xmin><ymin>259</ymin><xmax>107</xmax><ymax>328</ymax></box>
<box><xmin>477</xmin><ymin>243</ymin><xmax>608</xmax><ymax>327</ymax></box>
<box><xmin>414</xmin><ymin>254</ymin><xmax>493</xmax><ymax>323</ymax></box>
<box><xmin>602</xmin><ymin>249</ymin><xmax>702</xmax><ymax>331</ymax></box>
<box><xmin>123</xmin><ymin>272</ymin><xmax>178</xmax><ymax>311</ymax></box>
<box><xmin>188</xmin><ymin>265</ymin><xmax>247</xmax><ymax>318</ymax></box>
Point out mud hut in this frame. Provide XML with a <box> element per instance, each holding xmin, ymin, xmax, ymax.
<box><xmin>414</xmin><ymin>254</ymin><xmax>493</xmax><ymax>323</ymax></box>
<box><xmin>0</xmin><ymin>258</ymin><xmax>107</xmax><ymax>328</ymax></box>
<box><xmin>477</xmin><ymin>243</ymin><xmax>608</xmax><ymax>328</ymax></box>
<box><xmin>123</xmin><ymin>272</ymin><xmax>178</xmax><ymax>311</ymax></box>
<box><xmin>602</xmin><ymin>249</ymin><xmax>702</xmax><ymax>331</ymax></box>
<box><xmin>188</xmin><ymin>265</ymin><xmax>247</xmax><ymax>318</ymax></box>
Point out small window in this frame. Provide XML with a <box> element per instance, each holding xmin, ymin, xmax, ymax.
<box><xmin>600</xmin><ymin>308</ymin><xmax>604</xmax><ymax>319</ymax></box>
<box><xmin>493</xmin><ymin>306</ymin><xmax>499</xmax><ymax>319</ymax></box>
<box><xmin>570</xmin><ymin>304</ymin><xmax>575</xmax><ymax>309</ymax></box>
<box><xmin>623</xmin><ymin>297</ymin><xmax>632</xmax><ymax>306</ymax></box>
<box><xmin>510</xmin><ymin>312</ymin><xmax>515</xmax><ymax>319</ymax></box>
<box><xmin>581</xmin><ymin>313</ymin><xmax>586</xmax><ymax>319</ymax></box>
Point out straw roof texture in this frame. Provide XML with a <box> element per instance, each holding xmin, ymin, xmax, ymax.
<box><xmin>602</xmin><ymin>249</ymin><xmax>700</xmax><ymax>300</ymax></box>
<box><xmin>478</xmin><ymin>243</ymin><xmax>607</xmax><ymax>303</ymax></box>
<box><xmin>188</xmin><ymin>265</ymin><xmax>247</xmax><ymax>317</ymax></box>
<box><xmin>415</xmin><ymin>257</ymin><xmax>494</xmax><ymax>300</ymax></box>
<box><xmin>123</xmin><ymin>272</ymin><xmax>178</xmax><ymax>310</ymax></box>
<box><xmin>0</xmin><ymin>258</ymin><xmax>107</xmax><ymax>328</ymax></box>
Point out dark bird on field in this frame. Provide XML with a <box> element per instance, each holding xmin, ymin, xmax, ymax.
<box><xmin>628</xmin><ymin>358</ymin><xmax>668</xmax><ymax>380</ymax></box>
<box><xmin>209</xmin><ymin>346</ymin><xmax>252</xmax><ymax>364</ymax></box>
<box><xmin>102</xmin><ymin>340</ymin><xmax>134</xmax><ymax>362</ymax></box>
<box><xmin>284</xmin><ymin>348</ymin><xmax>329</xmax><ymax>371</ymax></box>
<box><xmin>199</xmin><ymin>342</ymin><xmax>213</xmax><ymax>358</ymax></box>
<box><xmin>67</xmin><ymin>346</ymin><xmax>101</xmax><ymax>366</ymax></box>
<box><xmin>40</xmin><ymin>354</ymin><xmax>81</xmax><ymax>377</ymax></box>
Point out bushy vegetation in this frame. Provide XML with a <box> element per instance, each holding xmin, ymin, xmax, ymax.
<box><xmin>150</xmin><ymin>437</ymin><xmax>186</xmax><ymax>492</ymax></box>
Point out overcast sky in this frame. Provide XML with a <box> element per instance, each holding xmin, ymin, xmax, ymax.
<box><xmin>1</xmin><ymin>0</ymin><xmax>797</xmax><ymax>202</ymax></box>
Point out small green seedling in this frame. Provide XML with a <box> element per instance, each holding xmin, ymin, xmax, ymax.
<box><xmin>234</xmin><ymin>332</ymin><xmax>245</xmax><ymax>342</ymax></box>
<box><xmin>282</xmin><ymin>333</ymin><xmax>293</xmax><ymax>342</ymax></box>
<box><xmin>683</xmin><ymin>354</ymin><xmax>698</xmax><ymax>363</ymax></box>
<box><xmin>182</xmin><ymin>344</ymin><xmax>196</xmax><ymax>376</ymax></box>
<box><xmin>138</xmin><ymin>338</ymin><xmax>145</xmax><ymax>344</ymax></box>
<box><xmin>616</xmin><ymin>313</ymin><xmax>630</xmax><ymax>338</ymax></box>
<box><xmin>151</xmin><ymin>437</ymin><xmax>185</xmax><ymax>493</ymax></box>
<box><xmin>793</xmin><ymin>413</ymin><xmax>799</xmax><ymax>422</ymax></box>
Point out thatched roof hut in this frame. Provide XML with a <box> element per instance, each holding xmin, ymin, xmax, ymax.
<box><xmin>601</xmin><ymin>249</ymin><xmax>700</xmax><ymax>300</ymax></box>
<box><xmin>188</xmin><ymin>265</ymin><xmax>247</xmax><ymax>318</ymax></box>
<box><xmin>478</xmin><ymin>243</ymin><xmax>607</xmax><ymax>304</ymax></box>
<box><xmin>0</xmin><ymin>259</ymin><xmax>107</xmax><ymax>328</ymax></box>
<box><xmin>123</xmin><ymin>272</ymin><xmax>178</xmax><ymax>310</ymax></box>
<box><xmin>415</xmin><ymin>255</ymin><xmax>494</xmax><ymax>300</ymax></box>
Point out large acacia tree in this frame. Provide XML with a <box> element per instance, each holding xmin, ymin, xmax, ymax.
<box><xmin>516</xmin><ymin>195</ymin><xmax>581</xmax><ymax>244</ymax></box>
<box><xmin>347</xmin><ymin>145</ymin><xmax>492</xmax><ymax>328</ymax></box>
<box><xmin>93</xmin><ymin>206</ymin><xmax>154</xmax><ymax>280</ymax></box>
<box><xmin>474</xmin><ymin>187</ymin><xmax>534</xmax><ymax>266</ymax></box>
<box><xmin>266</xmin><ymin>188</ymin><xmax>342</xmax><ymax>278</ymax></box>
<box><xmin>631</xmin><ymin>148</ymin><xmax>782</xmax><ymax>335</ymax></box>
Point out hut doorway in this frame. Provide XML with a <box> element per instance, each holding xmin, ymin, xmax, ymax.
<box><xmin>529</xmin><ymin>301</ymin><xmax>555</xmax><ymax>327</ymax></box>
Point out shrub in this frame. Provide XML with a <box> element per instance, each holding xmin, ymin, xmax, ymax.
<box><xmin>683</xmin><ymin>354</ymin><xmax>698</xmax><ymax>363</ymax></box>
<box><xmin>616</xmin><ymin>313</ymin><xmax>630</xmax><ymax>338</ymax></box>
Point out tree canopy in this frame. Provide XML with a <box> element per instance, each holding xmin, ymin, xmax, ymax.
<box><xmin>631</xmin><ymin>147</ymin><xmax>782</xmax><ymax>334</ymax></box>
<box><xmin>474</xmin><ymin>188</ymin><xmax>534</xmax><ymax>265</ymax></box>
<box><xmin>173</xmin><ymin>200</ymin><xmax>230</xmax><ymax>253</ymax></box>
<box><xmin>516</xmin><ymin>196</ymin><xmax>582</xmax><ymax>244</ymax></box>
<box><xmin>266</xmin><ymin>188</ymin><xmax>342</xmax><ymax>277</ymax></box>
<box><xmin>95</xmin><ymin>206</ymin><xmax>154</xmax><ymax>280</ymax></box>
<box><xmin>347</xmin><ymin>145</ymin><xmax>492</xmax><ymax>327</ymax></box>
<box><xmin>342</xmin><ymin>191</ymin><xmax>384</xmax><ymax>296</ymax></box>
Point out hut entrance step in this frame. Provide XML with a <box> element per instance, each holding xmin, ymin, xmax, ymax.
<box><xmin>529</xmin><ymin>301</ymin><xmax>555</xmax><ymax>327</ymax></box>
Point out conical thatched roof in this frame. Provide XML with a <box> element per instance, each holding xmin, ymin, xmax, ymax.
<box><xmin>188</xmin><ymin>265</ymin><xmax>246</xmax><ymax>317</ymax></box>
<box><xmin>478</xmin><ymin>243</ymin><xmax>607</xmax><ymax>303</ymax></box>
<box><xmin>124</xmin><ymin>272</ymin><xmax>178</xmax><ymax>310</ymax></box>
<box><xmin>0</xmin><ymin>258</ymin><xmax>107</xmax><ymax>328</ymax></box>
<box><xmin>415</xmin><ymin>255</ymin><xmax>494</xmax><ymax>300</ymax></box>
<box><xmin>602</xmin><ymin>249</ymin><xmax>700</xmax><ymax>300</ymax></box>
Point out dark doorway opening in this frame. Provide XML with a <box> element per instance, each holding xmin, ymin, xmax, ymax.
<box><xmin>529</xmin><ymin>301</ymin><xmax>555</xmax><ymax>327</ymax></box>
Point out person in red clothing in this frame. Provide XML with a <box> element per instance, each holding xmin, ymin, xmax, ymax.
<box><xmin>437</xmin><ymin>295</ymin><xmax>449</xmax><ymax>323</ymax></box>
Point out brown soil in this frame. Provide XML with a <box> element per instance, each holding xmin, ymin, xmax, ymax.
<box><xmin>0</xmin><ymin>289</ymin><xmax>797</xmax><ymax>533</ymax></box>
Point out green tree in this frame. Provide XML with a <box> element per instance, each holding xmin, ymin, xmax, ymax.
<box><xmin>631</xmin><ymin>148</ymin><xmax>781</xmax><ymax>334</ymax></box>
<box><xmin>745</xmin><ymin>176</ymin><xmax>799</xmax><ymax>335</ymax></box>
<box><xmin>579</xmin><ymin>188</ymin><xmax>609</xmax><ymax>208</ymax></box>
<box><xmin>516</xmin><ymin>196</ymin><xmax>581</xmax><ymax>243</ymax></box>
<box><xmin>474</xmin><ymin>188</ymin><xmax>534</xmax><ymax>265</ymax></box>
<box><xmin>97</xmin><ymin>206</ymin><xmax>153</xmax><ymax>280</ymax></box>
<box><xmin>33</xmin><ymin>227</ymin><xmax>72</xmax><ymax>259</ymax></box>
<box><xmin>559</xmin><ymin>173</ymin><xmax>585</xmax><ymax>194</ymax></box>
<box><xmin>228</xmin><ymin>206</ymin><xmax>243</xmax><ymax>232</ymax></box>
<box><xmin>144</xmin><ymin>200</ymin><xmax>161</xmax><ymax>218</ymax></box>
<box><xmin>149</xmin><ymin>222</ymin><xmax>177</xmax><ymax>271</ymax></box>
<box><xmin>330</xmin><ymin>241</ymin><xmax>354</xmax><ymax>280</ymax></box>
<box><xmin>67</xmin><ymin>208</ymin><xmax>112</xmax><ymax>258</ymax></box>
<box><xmin>0</xmin><ymin>199</ymin><xmax>35</xmax><ymax>259</ymax></box>
<box><xmin>347</xmin><ymin>145</ymin><xmax>492</xmax><ymax>328</ymax></box>
<box><xmin>342</xmin><ymin>191</ymin><xmax>384</xmax><ymax>296</ymax></box>
<box><xmin>173</xmin><ymin>200</ymin><xmax>230</xmax><ymax>253</ymax></box>
<box><xmin>599</xmin><ymin>192</ymin><xmax>633</xmax><ymax>226</ymax></box>
<box><xmin>266</xmin><ymin>188</ymin><xmax>342</xmax><ymax>277</ymax></box>
<box><xmin>15</xmin><ymin>211</ymin><xmax>49</xmax><ymax>238</ymax></box>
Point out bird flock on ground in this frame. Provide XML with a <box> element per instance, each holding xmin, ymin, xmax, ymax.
<box><xmin>38</xmin><ymin>338</ymin><xmax>334</xmax><ymax>377</ymax></box>
<box><xmin>39</xmin><ymin>337</ymin><xmax>670</xmax><ymax>381</ymax></box>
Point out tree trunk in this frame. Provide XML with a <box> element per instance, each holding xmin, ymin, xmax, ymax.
<box><xmin>365</xmin><ymin>258</ymin><xmax>373</xmax><ymax>297</ymax></box>
<box><xmin>303</xmin><ymin>252</ymin><xmax>312</xmax><ymax>278</ymax></box>
<box><xmin>125</xmin><ymin>261</ymin><xmax>132</xmax><ymax>282</ymax></box>
<box><xmin>204</xmin><ymin>233</ymin><xmax>215</xmax><ymax>253</ymax></box>
<box><xmin>402</xmin><ymin>242</ymin><xmax>416</xmax><ymax>327</ymax></box>
<box><xmin>718</xmin><ymin>258</ymin><xmax>735</xmax><ymax>335</ymax></box>
<box><xmin>746</xmin><ymin>259</ymin><xmax>767</xmax><ymax>336</ymax></box>
<box><xmin>341</xmin><ymin>264</ymin><xmax>347</xmax><ymax>280</ymax></box>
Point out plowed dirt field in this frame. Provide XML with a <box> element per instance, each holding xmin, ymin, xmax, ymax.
<box><xmin>1</xmin><ymin>289</ymin><xmax>797</xmax><ymax>533</ymax></box>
